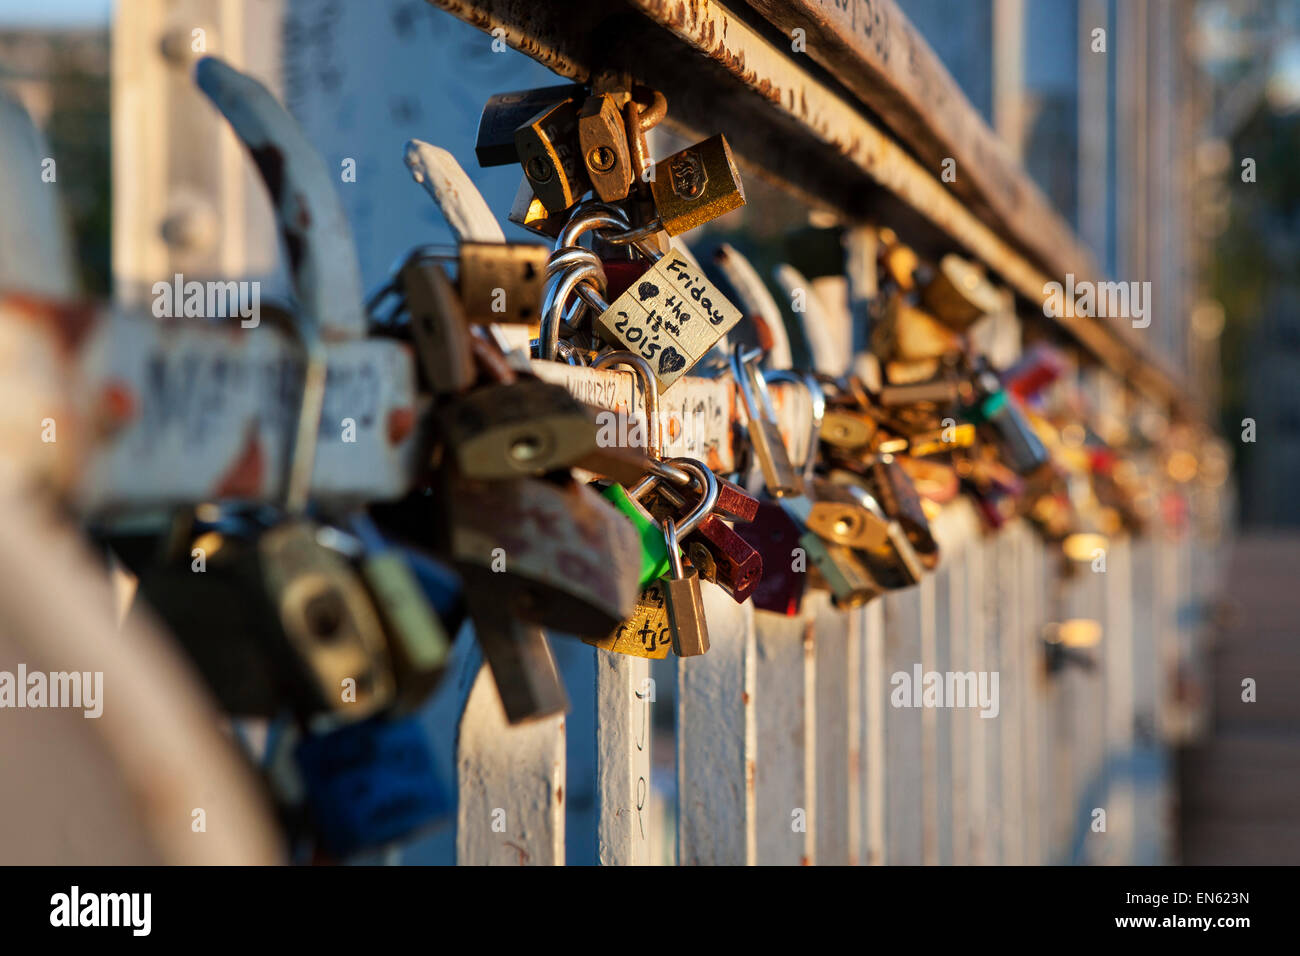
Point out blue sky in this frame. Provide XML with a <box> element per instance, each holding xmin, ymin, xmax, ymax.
<box><xmin>0</xmin><ymin>0</ymin><xmax>111</xmax><ymax>26</ymax></box>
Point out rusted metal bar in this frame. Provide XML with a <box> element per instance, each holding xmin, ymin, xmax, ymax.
<box><xmin>423</xmin><ymin>0</ymin><xmax>1193</xmax><ymax>415</ymax></box>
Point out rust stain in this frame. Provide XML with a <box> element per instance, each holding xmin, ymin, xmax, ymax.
<box><xmin>212</xmin><ymin>424</ymin><xmax>265</xmax><ymax>498</ymax></box>
<box><xmin>503</xmin><ymin>840</ymin><xmax>530</xmax><ymax>865</ymax></box>
<box><xmin>387</xmin><ymin>406</ymin><xmax>416</xmax><ymax>444</ymax></box>
<box><xmin>741</xmin><ymin>690</ymin><xmax>750</xmax><ymax>705</ymax></box>
<box><xmin>96</xmin><ymin>380</ymin><xmax>138</xmax><ymax>434</ymax></box>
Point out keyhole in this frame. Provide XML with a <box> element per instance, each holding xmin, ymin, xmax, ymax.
<box><xmin>525</xmin><ymin>155</ymin><xmax>554</xmax><ymax>183</ymax></box>
<box><xmin>509</xmin><ymin>434</ymin><xmax>545</xmax><ymax>463</ymax></box>
<box><xmin>305</xmin><ymin>589</ymin><xmax>346</xmax><ymax>642</ymax></box>
<box><xmin>587</xmin><ymin>145</ymin><xmax>616</xmax><ymax>173</ymax></box>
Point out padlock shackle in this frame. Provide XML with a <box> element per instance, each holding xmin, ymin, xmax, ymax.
<box><xmin>765</xmin><ymin>369</ymin><xmax>826</xmax><ymax>485</ymax></box>
<box><xmin>660</xmin><ymin>458</ymin><xmax>718</xmax><ymax>538</ymax></box>
<box><xmin>539</xmin><ymin>260</ymin><xmax>605</xmax><ymax>361</ymax></box>
<box><xmin>592</xmin><ymin>350</ymin><xmax>662</xmax><ymax>458</ymax></box>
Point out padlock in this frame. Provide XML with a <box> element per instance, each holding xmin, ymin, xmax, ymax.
<box><xmin>348</xmin><ymin>515</ymin><xmax>453</xmax><ymax>713</ymax></box>
<box><xmin>663</xmin><ymin>517</ymin><xmax>710</xmax><ymax>657</ymax></box>
<box><xmin>963</xmin><ymin>376</ymin><xmax>1051</xmax><ymax>476</ymax></box>
<box><xmin>295</xmin><ymin>713</ymin><xmax>452</xmax><ymax>858</ymax></box>
<box><xmin>651</xmin><ymin>472</ymin><xmax>760</xmax><ymax>525</ymax></box>
<box><xmin>647</xmin><ymin>134</ymin><xmax>746</xmax><ymax>236</ymax></box>
<box><xmin>584</xmin><ymin>582</ymin><xmax>674</xmax><ymax>659</ymax></box>
<box><xmin>826</xmin><ymin>469</ymin><xmax>930</xmax><ymax>587</ymax></box>
<box><xmin>878</xmin><ymin>227</ymin><xmax>919</xmax><ymax>290</ymax></box>
<box><xmin>645</xmin><ymin>459</ymin><xmax>761</xmax><ymax>603</ymax></box>
<box><xmin>591</xmin><ymin>246</ymin><xmax>744</xmax><ymax>391</ymax></box>
<box><xmin>877</xmin><ymin>297</ymin><xmax>964</xmax><ymax>362</ymax></box>
<box><xmin>475</xmin><ymin>83</ymin><xmax>585</xmax><ymax>167</ymax></box>
<box><xmin>259</xmin><ymin>519</ymin><xmax>397</xmax><ymax>722</ymax></box>
<box><xmin>578</xmin><ymin>92</ymin><xmax>634</xmax><ymax>202</ymax></box>
<box><xmin>920</xmin><ymin>254</ymin><xmax>1005</xmax><ymax>330</ymax></box>
<box><xmin>515</xmin><ymin>97</ymin><xmax>590</xmax><ymax>213</ymax></box>
<box><xmin>435</xmin><ymin>346</ymin><xmax>600</xmax><ymax>479</ymax></box>
<box><xmin>448</xmin><ymin>474</ymin><xmax>641</xmax><ymax>638</ymax></box>
<box><xmin>457</xmin><ymin>241</ymin><xmax>549</xmax><ymax>324</ymax></box>
<box><xmin>804</xmin><ymin>476</ymin><xmax>891</xmax><ymax>551</ymax></box>
<box><xmin>799</xmin><ymin>532</ymin><xmax>880</xmax><ymax>609</ymax></box>
<box><xmin>467</xmin><ymin>589</ymin><xmax>570</xmax><ymax>724</ymax></box>
<box><xmin>821</xmin><ymin>409</ymin><xmax>878</xmax><ymax>451</ymax></box>
<box><xmin>866</xmin><ymin>454</ymin><xmax>941</xmax><ymax>571</ymax></box>
<box><xmin>600</xmin><ymin>480</ymin><xmax>673</xmax><ymax>588</ymax></box>
<box><xmin>733</xmin><ymin>500</ymin><xmax>808</xmax><ymax>616</ymax></box>
<box><xmin>508</xmin><ymin>176</ymin><xmax>567</xmax><ymax>238</ymax></box>
<box><xmin>730</xmin><ymin>344</ymin><xmax>802</xmax><ymax>496</ymax></box>
<box><xmin>401</xmin><ymin>257</ymin><xmax>477</xmax><ymax>395</ymax></box>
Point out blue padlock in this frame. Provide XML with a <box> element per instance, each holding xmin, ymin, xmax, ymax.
<box><xmin>295</xmin><ymin>714</ymin><xmax>452</xmax><ymax>858</ymax></box>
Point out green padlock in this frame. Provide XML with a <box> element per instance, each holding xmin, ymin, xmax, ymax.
<box><xmin>601</xmin><ymin>482</ymin><xmax>673</xmax><ymax>588</ymax></box>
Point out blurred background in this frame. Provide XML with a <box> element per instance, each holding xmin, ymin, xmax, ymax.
<box><xmin>1</xmin><ymin>0</ymin><xmax>1295</xmax><ymax>863</ymax></box>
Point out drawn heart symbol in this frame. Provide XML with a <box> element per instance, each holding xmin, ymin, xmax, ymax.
<box><xmin>658</xmin><ymin>346</ymin><xmax>686</xmax><ymax>375</ymax></box>
<box><xmin>636</xmin><ymin>281</ymin><xmax>660</xmax><ymax>302</ymax></box>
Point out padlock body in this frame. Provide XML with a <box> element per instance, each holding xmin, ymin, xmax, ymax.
<box><xmin>295</xmin><ymin>714</ymin><xmax>452</xmax><ymax>858</ymax></box>
<box><xmin>515</xmin><ymin>99</ymin><xmax>589</xmax><ymax>213</ymax></box>
<box><xmin>584</xmin><ymin>583</ymin><xmax>674</xmax><ymax>659</ymax></box>
<box><xmin>458</xmin><ymin>241</ymin><xmax>549</xmax><ymax>324</ymax></box>
<box><xmin>664</xmin><ymin>567</ymin><xmax>710</xmax><ymax>657</ymax></box>
<box><xmin>594</xmin><ymin>250</ymin><xmax>743</xmax><ymax>392</ymax></box>
<box><xmin>438</xmin><ymin>379</ymin><xmax>599</xmax><ymax>479</ymax></box>
<box><xmin>648</xmin><ymin>134</ymin><xmax>746</xmax><ymax>235</ymax></box>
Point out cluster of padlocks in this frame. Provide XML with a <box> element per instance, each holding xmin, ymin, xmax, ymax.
<box><xmin>28</xmin><ymin>58</ymin><xmax>1186</xmax><ymax>861</ymax></box>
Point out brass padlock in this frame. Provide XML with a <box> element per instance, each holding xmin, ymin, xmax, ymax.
<box><xmin>648</xmin><ymin>134</ymin><xmax>746</xmax><ymax>235</ymax></box>
<box><xmin>475</xmin><ymin>84</ymin><xmax>584</xmax><ymax>166</ymax></box>
<box><xmin>457</xmin><ymin>241</ymin><xmax>549</xmax><ymax>324</ymax></box>
<box><xmin>805</xmin><ymin>477</ymin><xmax>891</xmax><ymax>551</ymax></box>
<box><xmin>349</xmin><ymin>515</ymin><xmax>453</xmax><ymax>713</ymax></box>
<box><xmin>515</xmin><ymin>98</ymin><xmax>590</xmax><ymax>213</ymax></box>
<box><xmin>799</xmin><ymin>532</ymin><xmax>881</xmax><ymax>609</ymax></box>
<box><xmin>584</xmin><ymin>582</ymin><xmax>674</xmax><ymax>659</ymax></box>
<box><xmin>436</xmin><ymin>332</ymin><xmax>599</xmax><ymax>478</ymax></box>
<box><xmin>578</xmin><ymin>93</ymin><xmax>634</xmax><ymax>203</ymax></box>
<box><xmin>663</xmin><ymin>517</ymin><xmax>710</xmax><ymax>657</ymax></box>
<box><xmin>821</xmin><ymin>409</ymin><xmax>878</xmax><ymax>451</ymax></box>
<box><xmin>920</xmin><ymin>254</ymin><xmax>1004</xmax><ymax>330</ymax></box>
<box><xmin>260</xmin><ymin>520</ymin><xmax>396</xmax><ymax>722</ymax></box>
<box><xmin>401</xmin><ymin>258</ymin><xmax>477</xmax><ymax>396</ymax></box>
<box><xmin>507</xmin><ymin>176</ymin><xmax>567</xmax><ymax>238</ymax></box>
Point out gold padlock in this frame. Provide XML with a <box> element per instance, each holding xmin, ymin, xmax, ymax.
<box><xmin>584</xmin><ymin>582</ymin><xmax>674</xmax><ymax>659</ymax></box>
<box><xmin>401</xmin><ymin>258</ymin><xmax>477</xmax><ymax>396</ymax></box>
<box><xmin>457</xmin><ymin>241</ymin><xmax>549</xmax><ymax>324</ymax></box>
<box><xmin>648</xmin><ymin>134</ymin><xmax>746</xmax><ymax>235</ymax></box>
<box><xmin>515</xmin><ymin>98</ymin><xmax>590</xmax><ymax>213</ymax></box>
<box><xmin>578</xmin><ymin>92</ymin><xmax>634</xmax><ymax>203</ymax></box>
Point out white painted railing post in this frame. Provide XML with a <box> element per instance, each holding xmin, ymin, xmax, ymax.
<box><xmin>677</xmin><ymin>581</ymin><xmax>757</xmax><ymax>865</ymax></box>
<box><xmin>812</xmin><ymin>590</ymin><xmax>854</xmax><ymax>864</ymax></box>
<box><xmin>859</xmin><ymin>600</ymin><xmax>887</xmax><ymax>864</ymax></box>
<box><xmin>456</xmin><ymin>644</ymin><xmax>566</xmax><ymax>866</ymax></box>
<box><xmin>596</xmin><ymin>652</ymin><xmax>654</xmax><ymax>865</ymax></box>
<box><xmin>883</xmin><ymin>585</ymin><xmax>924</xmax><ymax>864</ymax></box>
<box><xmin>753</xmin><ymin>606</ymin><xmax>817</xmax><ymax>864</ymax></box>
